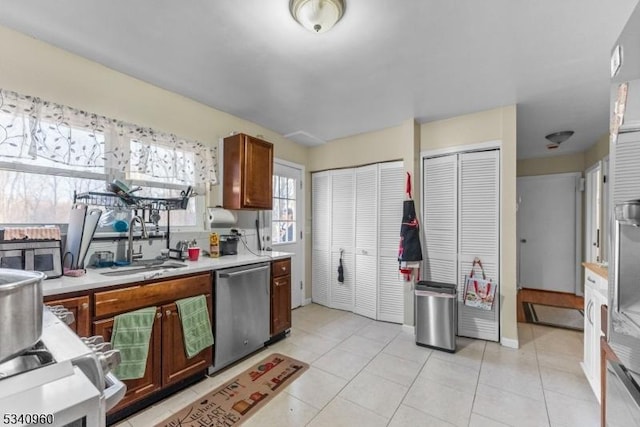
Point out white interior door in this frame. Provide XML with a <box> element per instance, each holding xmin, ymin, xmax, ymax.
<box><xmin>377</xmin><ymin>161</ymin><xmax>405</xmax><ymax>323</ymax></box>
<box><xmin>273</xmin><ymin>161</ymin><xmax>305</xmax><ymax>308</ymax></box>
<box><xmin>354</xmin><ymin>164</ymin><xmax>378</xmax><ymax>319</ymax></box>
<box><xmin>517</xmin><ymin>173</ymin><xmax>580</xmax><ymax>294</ymax></box>
<box><xmin>312</xmin><ymin>172</ymin><xmax>331</xmax><ymax>306</ymax></box>
<box><xmin>458</xmin><ymin>150</ymin><xmax>500</xmax><ymax>341</ymax></box>
<box><xmin>422</xmin><ymin>155</ymin><xmax>458</xmax><ymax>284</ymax></box>
<box><xmin>330</xmin><ymin>169</ymin><xmax>355</xmax><ymax>311</ymax></box>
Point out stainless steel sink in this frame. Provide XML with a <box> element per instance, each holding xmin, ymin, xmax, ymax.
<box><xmin>100</xmin><ymin>262</ymin><xmax>187</xmax><ymax>276</ymax></box>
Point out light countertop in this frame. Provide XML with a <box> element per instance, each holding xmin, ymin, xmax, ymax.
<box><xmin>43</xmin><ymin>251</ymin><xmax>293</xmax><ymax>297</ymax></box>
<box><xmin>582</xmin><ymin>262</ymin><xmax>609</xmax><ymax>281</ymax></box>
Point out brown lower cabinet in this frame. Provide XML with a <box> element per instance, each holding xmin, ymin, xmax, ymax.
<box><xmin>44</xmin><ymin>295</ymin><xmax>91</xmax><ymax>337</ymax></box>
<box><xmin>271</xmin><ymin>258</ymin><xmax>292</xmax><ymax>336</ymax></box>
<box><xmin>92</xmin><ymin>273</ymin><xmax>214</xmax><ymax>415</ymax></box>
<box><xmin>94</xmin><ymin>309</ymin><xmax>163</xmax><ymax>413</ymax></box>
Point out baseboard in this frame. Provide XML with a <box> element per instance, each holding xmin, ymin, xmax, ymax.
<box><xmin>402</xmin><ymin>324</ymin><xmax>415</xmax><ymax>334</ymax></box>
<box><xmin>303</xmin><ymin>298</ymin><xmax>312</xmax><ymax>306</ymax></box>
<box><xmin>500</xmin><ymin>337</ymin><xmax>519</xmax><ymax>349</ymax></box>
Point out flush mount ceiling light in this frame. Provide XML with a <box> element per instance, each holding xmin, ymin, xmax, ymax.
<box><xmin>544</xmin><ymin>130</ymin><xmax>574</xmax><ymax>150</ymax></box>
<box><xmin>290</xmin><ymin>0</ymin><xmax>345</xmax><ymax>33</ymax></box>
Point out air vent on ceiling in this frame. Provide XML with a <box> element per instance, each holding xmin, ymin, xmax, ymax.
<box><xmin>284</xmin><ymin>131</ymin><xmax>326</xmax><ymax>147</ymax></box>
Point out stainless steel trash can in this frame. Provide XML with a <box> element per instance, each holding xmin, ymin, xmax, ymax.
<box><xmin>415</xmin><ymin>281</ymin><xmax>457</xmax><ymax>352</ymax></box>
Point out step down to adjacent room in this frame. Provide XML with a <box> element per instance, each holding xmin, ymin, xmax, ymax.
<box><xmin>524</xmin><ymin>302</ymin><xmax>584</xmax><ymax>331</ymax></box>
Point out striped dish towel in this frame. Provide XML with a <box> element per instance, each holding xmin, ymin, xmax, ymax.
<box><xmin>176</xmin><ymin>295</ymin><xmax>214</xmax><ymax>358</ymax></box>
<box><xmin>111</xmin><ymin>306</ymin><xmax>157</xmax><ymax>380</ymax></box>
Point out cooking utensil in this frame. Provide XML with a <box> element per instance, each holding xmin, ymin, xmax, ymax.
<box><xmin>0</xmin><ymin>269</ymin><xmax>46</xmax><ymax>364</ymax></box>
<box><xmin>64</xmin><ymin>204</ymin><xmax>88</xmax><ymax>269</ymax></box>
<box><xmin>77</xmin><ymin>209</ymin><xmax>102</xmax><ymax>269</ymax></box>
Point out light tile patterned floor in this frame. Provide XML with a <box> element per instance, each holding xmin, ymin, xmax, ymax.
<box><xmin>115</xmin><ymin>303</ymin><xmax>599</xmax><ymax>427</ymax></box>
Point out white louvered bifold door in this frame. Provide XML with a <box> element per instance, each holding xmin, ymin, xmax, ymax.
<box><xmin>422</xmin><ymin>155</ymin><xmax>458</xmax><ymax>284</ymax></box>
<box><xmin>354</xmin><ymin>165</ymin><xmax>378</xmax><ymax>319</ymax></box>
<box><xmin>377</xmin><ymin>161</ymin><xmax>405</xmax><ymax>323</ymax></box>
<box><xmin>312</xmin><ymin>172</ymin><xmax>331</xmax><ymax>306</ymax></box>
<box><xmin>330</xmin><ymin>169</ymin><xmax>356</xmax><ymax>311</ymax></box>
<box><xmin>613</xmin><ymin>132</ymin><xmax>640</xmax><ymax>204</ymax></box>
<box><xmin>457</xmin><ymin>150</ymin><xmax>500</xmax><ymax>341</ymax></box>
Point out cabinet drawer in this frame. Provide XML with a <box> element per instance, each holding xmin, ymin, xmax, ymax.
<box><xmin>272</xmin><ymin>258</ymin><xmax>291</xmax><ymax>278</ymax></box>
<box><xmin>94</xmin><ymin>273</ymin><xmax>212</xmax><ymax>318</ymax></box>
<box><xmin>273</xmin><ymin>275</ymin><xmax>290</xmax><ymax>288</ymax></box>
<box><xmin>585</xmin><ymin>269</ymin><xmax>601</xmax><ymax>291</ymax></box>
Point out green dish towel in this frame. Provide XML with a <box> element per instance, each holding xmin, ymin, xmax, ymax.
<box><xmin>176</xmin><ymin>295</ymin><xmax>214</xmax><ymax>358</ymax></box>
<box><xmin>111</xmin><ymin>306</ymin><xmax>156</xmax><ymax>380</ymax></box>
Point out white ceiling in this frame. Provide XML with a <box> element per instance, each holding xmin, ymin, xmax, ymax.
<box><xmin>0</xmin><ymin>0</ymin><xmax>637</xmax><ymax>158</ymax></box>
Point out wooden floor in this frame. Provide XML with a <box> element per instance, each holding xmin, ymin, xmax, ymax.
<box><xmin>517</xmin><ymin>288</ymin><xmax>584</xmax><ymax>323</ymax></box>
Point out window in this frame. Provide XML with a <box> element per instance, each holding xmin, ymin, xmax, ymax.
<box><xmin>0</xmin><ymin>170</ymin><xmax>105</xmax><ymax>224</ymax></box>
<box><xmin>272</xmin><ymin>175</ymin><xmax>297</xmax><ymax>244</ymax></box>
<box><xmin>0</xmin><ymin>89</ymin><xmax>216</xmax><ymax>228</ymax></box>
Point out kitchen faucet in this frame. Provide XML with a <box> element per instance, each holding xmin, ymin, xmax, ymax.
<box><xmin>127</xmin><ymin>215</ymin><xmax>149</xmax><ymax>263</ymax></box>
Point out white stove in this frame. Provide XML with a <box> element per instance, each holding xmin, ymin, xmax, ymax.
<box><xmin>0</xmin><ymin>307</ymin><xmax>126</xmax><ymax>427</ymax></box>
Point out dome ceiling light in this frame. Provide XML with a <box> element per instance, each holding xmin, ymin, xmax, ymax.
<box><xmin>544</xmin><ymin>130</ymin><xmax>574</xmax><ymax>150</ymax></box>
<box><xmin>290</xmin><ymin>0</ymin><xmax>345</xmax><ymax>34</ymax></box>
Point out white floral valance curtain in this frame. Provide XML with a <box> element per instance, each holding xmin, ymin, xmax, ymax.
<box><xmin>0</xmin><ymin>89</ymin><xmax>217</xmax><ymax>188</ymax></box>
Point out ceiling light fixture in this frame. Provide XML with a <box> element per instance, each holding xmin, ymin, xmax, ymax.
<box><xmin>544</xmin><ymin>130</ymin><xmax>574</xmax><ymax>150</ymax></box>
<box><xmin>290</xmin><ymin>0</ymin><xmax>345</xmax><ymax>33</ymax></box>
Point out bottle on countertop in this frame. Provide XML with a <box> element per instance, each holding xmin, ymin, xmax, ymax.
<box><xmin>210</xmin><ymin>233</ymin><xmax>220</xmax><ymax>258</ymax></box>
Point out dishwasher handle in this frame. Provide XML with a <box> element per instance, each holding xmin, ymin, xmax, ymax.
<box><xmin>218</xmin><ymin>265</ymin><xmax>270</xmax><ymax>278</ymax></box>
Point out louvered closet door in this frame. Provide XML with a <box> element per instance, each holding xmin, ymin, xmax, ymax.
<box><xmin>354</xmin><ymin>165</ymin><xmax>378</xmax><ymax>319</ymax></box>
<box><xmin>331</xmin><ymin>169</ymin><xmax>355</xmax><ymax>311</ymax></box>
<box><xmin>613</xmin><ymin>132</ymin><xmax>640</xmax><ymax>204</ymax></box>
<box><xmin>458</xmin><ymin>150</ymin><xmax>500</xmax><ymax>341</ymax></box>
<box><xmin>377</xmin><ymin>161</ymin><xmax>405</xmax><ymax>323</ymax></box>
<box><xmin>422</xmin><ymin>155</ymin><xmax>458</xmax><ymax>284</ymax></box>
<box><xmin>312</xmin><ymin>172</ymin><xmax>331</xmax><ymax>306</ymax></box>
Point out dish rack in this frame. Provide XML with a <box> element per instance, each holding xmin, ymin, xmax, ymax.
<box><xmin>73</xmin><ymin>191</ymin><xmax>190</xmax><ymax>211</ymax></box>
<box><xmin>72</xmin><ymin>188</ymin><xmax>194</xmax><ymax>255</ymax></box>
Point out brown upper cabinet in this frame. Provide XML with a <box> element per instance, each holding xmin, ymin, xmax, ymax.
<box><xmin>223</xmin><ymin>133</ymin><xmax>273</xmax><ymax>210</ymax></box>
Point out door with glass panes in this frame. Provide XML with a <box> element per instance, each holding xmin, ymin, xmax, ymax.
<box><xmin>272</xmin><ymin>161</ymin><xmax>304</xmax><ymax>308</ymax></box>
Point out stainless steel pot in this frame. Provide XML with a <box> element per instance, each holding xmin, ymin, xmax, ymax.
<box><xmin>0</xmin><ymin>269</ymin><xmax>45</xmax><ymax>363</ymax></box>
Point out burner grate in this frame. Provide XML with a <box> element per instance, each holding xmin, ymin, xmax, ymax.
<box><xmin>0</xmin><ymin>342</ymin><xmax>55</xmax><ymax>381</ymax></box>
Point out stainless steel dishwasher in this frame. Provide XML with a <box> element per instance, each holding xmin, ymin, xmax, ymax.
<box><xmin>213</xmin><ymin>262</ymin><xmax>270</xmax><ymax>371</ymax></box>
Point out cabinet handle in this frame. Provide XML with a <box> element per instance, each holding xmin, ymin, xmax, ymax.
<box><xmin>156</xmin><ymin>312</ymin><xmax>162</xmax><ymax>319</ymax></box>
<box><xmin>166</xmin><ymin>310</ymin><xmax>172</xmax><ymax>317</ymax></box>
<box><xmin>587</xmin><ymin>300</ymin><xmax>594</xmax><ymax>325</ymax></box>
<box><xmin>587</xmin><ymin>277</ymin><xmax>596</xmax><ymax>284</ymax></box>
<box><xmin>81</xmin><ymin>303</ymin><xmax>89</xmax><ymax>310</ymax></box>
<box><xmin>281</xmin><ymin>266</ymin><xmax>287</xmax><ymax>271</ymax></box>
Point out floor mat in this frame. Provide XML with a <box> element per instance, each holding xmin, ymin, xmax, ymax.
<box><xmin>154</xmin><ymin>353</ymin><xmax>309</xmax><ymax>427</ymax></box>
<box><xmin>524</xmin><ymin>302</ymin><xmax>584</xmax><ymax>331</ymax></box>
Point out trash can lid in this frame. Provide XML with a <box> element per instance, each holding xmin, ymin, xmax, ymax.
<box><xmin>415</xmin><ymin>280</ymin><xmax>457</xmax><ymax>295</ymax></box>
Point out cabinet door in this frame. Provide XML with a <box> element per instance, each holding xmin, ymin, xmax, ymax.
<box><xmin>592</xmin><ymin>291</ymin><xmax>607</xmax><ymax>402</ymax></box>
<box><xmin>93</xmin><ymin>309</ymin><xmax>162</xmax><ymax>413</ymax></box>
<box><xmin>223</xmin><ymin>134</ymin><xmax>273</xmax><ymax>210</ymax></box>
<box><xmin>271</xmin><ymin>275</ymin><xmax>292</xmax><ymax>336</ymax></box>
<box><xmin>583</xmin><ymin>286</ymin><xmax>595</xmax><ymax>383</ymax></box>
<box><xmin>45</xmin><ymin>295</ymin><xmax>90</xmax><ymax>337</ymax></box>
<box><xmin>243</xmin><ymin>136</ymin><xmax>273</xmax><ymax>209</ymax></box>
<box><xmin>161</xmin><ymin>295</ymin><xmax>213</xmax><ymax>388</ymax></box>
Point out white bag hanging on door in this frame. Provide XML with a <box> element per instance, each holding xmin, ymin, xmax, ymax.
<box><xmin>463</xmin><ymin>258</ymin><xmax>497</xmax><ymax>310</ymax></box>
